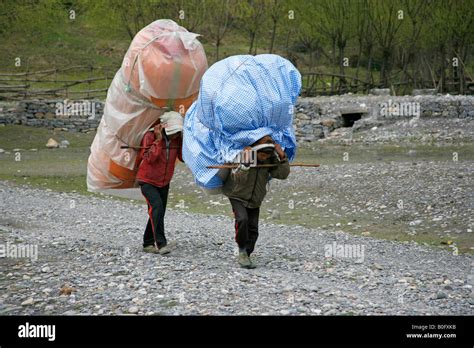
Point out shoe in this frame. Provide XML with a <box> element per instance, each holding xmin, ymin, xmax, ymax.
<box><xmin>248</xmin><ymin>256</ymin><xmax>257</xmax><ymax>269</ymax></box>
<box><xmin>158</xmin><ymin>240</ymin><xmax>177</xmax><ymax>255</ymax></box>
<box><xmin>143</xmin><ymin>245</ymin><xmax>159</xmax><ymax>254</ymax></box>
<box><xmin>238</xmin><ymin>251</ymin><xmax>255</xmax><ymax>269</ymax></box>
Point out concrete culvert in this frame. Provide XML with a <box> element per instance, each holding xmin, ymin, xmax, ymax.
<box><xmin>341</xmin><ymin>113</ymin><xmax>363</xmax><ymax>127</ymax></box>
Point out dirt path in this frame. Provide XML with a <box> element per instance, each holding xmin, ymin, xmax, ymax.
<box><xmin>0</xmin><ymin>181</ymin><xmax>472</xmax><ymax>315</ymax></box>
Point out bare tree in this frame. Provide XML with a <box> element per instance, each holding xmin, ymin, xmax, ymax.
<box><xmin>268</xmin><ymin>0</ymin><xmax>285</xmax><ymax>53</ymax></box>
<box><xmin>237</xmin><ymin>0</ymin><xmax>268</xmax><ymax>55</ymax></box>
<box><xmin>171</xmin><ymin>0</ymin><xmax>207</xmax><ymax>33</ymax></box>
<box><xmin>367</xmin><ymin>0</ymin><xmax>404</xmax><ymax>86</ymax></box>
<box><xmin>205</xmin><ymin>0</ymin><xmax>235</xmax><ymax>61</ymax></box>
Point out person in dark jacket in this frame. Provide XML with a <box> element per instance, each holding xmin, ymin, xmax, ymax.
<box><xmin>136</xmin><ymin>111</ymin><xmax>183</xmax><ymax>255</ymax></box>
<box><xmin>222</xmin><ymin>135</ymin><xmax>290</xmax><ymax>268</ymax></box>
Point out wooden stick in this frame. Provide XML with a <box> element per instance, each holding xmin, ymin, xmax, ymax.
<box><xmin>207</xmin><ymin>163</ymin><xmax>320</xmax><ymax>169</ymax></box>
<box><xmin>120</xmin><ymin>145</ymin><xmax>181</xmax><ymax>150</ymax></box>
<box><xmin>120</xmin><ymin>145</ymin><xmax>147</xmax><ymax>150</ymax></box>
<box><xmin>290</xmin><ymin>163</ymin><xmax>321</xmax><ymax>167</ymax></box>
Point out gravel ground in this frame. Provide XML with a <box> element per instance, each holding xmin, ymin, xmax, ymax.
<box><xmin>0</xmin><ymin>181</ymin><xmax>472</xmax><ymax>315</ymax></box>
<box><xmin>323</xmin><ymin>118</ymin><xmax>474</xmax><ymax>144</ymax></box>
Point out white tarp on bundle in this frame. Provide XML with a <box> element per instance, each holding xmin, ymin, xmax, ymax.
<box><xmin>87</xmin><ymin>19</ymin><xmax>207</xmax><ymax>192</ymax></box>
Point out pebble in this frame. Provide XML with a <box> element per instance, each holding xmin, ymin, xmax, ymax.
<box><xmin>127</xmin><ymin>306</ymin><xmax>139</xmax><ymax>314</ymax></box>
<box><xmin>21</xmin><ymin>298</ymin><xmax>34</xmax><ymax>306</ymax></box>
<box><xmin>435</xmin><ymin>292</ymin><xmax>448</xmax><ymax>300</ymax></box>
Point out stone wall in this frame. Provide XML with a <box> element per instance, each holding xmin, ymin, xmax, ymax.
<box><xmin>1</xmin><ymin>95</ymin><xmax>473</xmax><ymax>141</ymax></box>
<box><xmin>0</xmin><ymin>99</ymin><xmax>103</xmax><ymax>132</ymax></box>
<box><xmin>294</xmin><ymin>94</ymin><xmax>474</xmax><ymax>142</ymax></box>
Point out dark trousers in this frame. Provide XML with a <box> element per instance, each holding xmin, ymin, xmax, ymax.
<box><xmin>140</xmin><ymin>183</ymin><xmax>169</xmax><ymax>248</ymax></box>
<box><xmin>229</xmin><ymin>199</ymin><xmax>260</xmax><ymax>255</ymax></box>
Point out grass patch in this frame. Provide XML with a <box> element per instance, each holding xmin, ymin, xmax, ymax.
<box><xmin>296</xmin><ymin>142</ymin><xmax>474</xmax><ymax>165</ymax></box>
<box><xmin>0</xmin><ymin>125</ymin><xmax>96</xmax><ymax>149</ymax></box>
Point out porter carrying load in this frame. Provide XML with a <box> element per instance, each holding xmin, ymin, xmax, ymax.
<box><xmin>87</xmin><ymin>19</ymin><xmax>208</xmax><ymax>192</ymax></box>
<box><xmin>182</xmin><ymin>54</ymin><xmax>302</xmax><ymax>193</ymax></box>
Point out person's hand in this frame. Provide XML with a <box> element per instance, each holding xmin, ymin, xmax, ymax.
<box><xmin>153</xmin><ymin>124</ymin><xmax>163</xmax><ymax>142</ymax></box>
<box><xmin>274</xmin><ymin>143</ymin><xmax>286</xmax><ymax>160</ymax></box>
<box><xmin>242</xmin><ymin>146</ymin><xmax>253</xmax><ymax>165</ymax></box>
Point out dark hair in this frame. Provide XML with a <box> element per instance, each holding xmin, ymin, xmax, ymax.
<box><xmin>259</xmin><ymin>147</ymin><xmax>274</xmax><ymax>154</ymax></box>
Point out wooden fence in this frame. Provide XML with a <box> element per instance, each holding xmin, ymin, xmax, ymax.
<box><xmin>300</xmin><ymin>72</ymin><xmax>474</xmax><ymax>97</ymax></box>
<box><xmin>0</xmin><ymin>66</ymin><xmax>472</xmax><ymax>100</ymax></box>
<box><xmin>0</xmin><ymin>65</ymin><xmax>117</xmax><ymax>100</ymax></box>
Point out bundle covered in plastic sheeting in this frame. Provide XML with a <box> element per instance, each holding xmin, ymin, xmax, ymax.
<box><xmin>87</xmin><ymin>19</ymin><xmax>208</xmax><ymax>192</ymax></box>
<box><xmin>183</xmin><ymin>54</ymin><xmax>301</xmax><ymax>191</ymax></box>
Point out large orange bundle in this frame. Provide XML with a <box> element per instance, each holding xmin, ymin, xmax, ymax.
<box><xmin>87</xmin><ymin>19</ymin><xmax>208</xmax><ymax>191</ymax></box>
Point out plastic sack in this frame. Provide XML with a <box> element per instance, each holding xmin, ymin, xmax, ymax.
<box><xmin>87</xmin><ymin>19</ymin><xmax>208</xmax><ymax>192</ymax></box>
<box><xmin>182</xmin><ymin>54</ymin><xmax>301</xmax><ymax>191</ymax></box>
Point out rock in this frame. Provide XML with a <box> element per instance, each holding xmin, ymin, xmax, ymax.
<box><xmin>21</xmin><ymin>298</ymin><xmax>34</xmax><ymax>306</ymax></box>
<box><xmin>373</xmin><ymin>263</ymin><xmax>383</xmax><ymax>270</ymax></box>
<box><xmin>0</xmin><ymin>149</ymin><xmax>4</xmax><ymax>154</ymax></box>
<box><xmin>127</xmin><ymin>306</ymin><xmax>139</xmax><ymax>314</ymax></box>
<box><xmin>59</xmin><ymin>140</ymin><xmax>70</xmax><ymax>148</ymax></box>
<box><xmin>41</xmin><ymin>266</ymin><xmax>51</xmax><ymax>273</ymax></box>
<box><xmin>270</xmin><ymin>209</ymin><xmax>281</xmax><ymax>220</ymax></box>
<box><xmin>280</xmin><ymin>309</ymin><xmax>290</xmax><ymax>315</ymax></box>
<box><xmin>369</xmin><ymin>88</ymin><xmax>390</xmax><ymax>96</ymax></box>
<box><xmin>46</xmin><ymin>138</ymin><xmax>59</xmax><ymax>148</ymax></box>
<box><xmin>412</xmin><ymin>89</ymin><xmax>436</xmax><ymax>96</ymax></box>
<box><xmin>435</xmin><ymin>292</ymin><xmax>448</xmax><ymax>300</ymax></box>
<box><xmin>409</xmin><ymin>219</ymin><xmax>423</xmax><ymax>226</ymax></box>
<box><xmin>325</xmin><ymin>309</ymin><xmax>338</xmax><ymax>315</ymax></box>
<box><xmin>296</xmin><ymin>112</ymin><xmax>310</xmax><ymax>120</ymax></box>
<box><xmin>321</xmin><ymin>119</ymin><xmax>336</xmax><ymax>128</ymax></box>
<box><xmin>59</xmin><ymin>286</ymin><xmax>75</xmax><ymax>296</ymax></box>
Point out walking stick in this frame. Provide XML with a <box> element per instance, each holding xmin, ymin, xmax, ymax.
<box><xmin>120</xmin><ymin>145</ymin><xmax>181</xmax><ymax>150</ymax></box>
<box><xmin>206</xmin><ymin>163</ymin><xmax>320</xmax><ymax>169</ymax></box>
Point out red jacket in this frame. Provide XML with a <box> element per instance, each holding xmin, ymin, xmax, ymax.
<box><xmin>136</xmin><ymin>130</ymin><xmax>183</xmax><ymax>188</ymax></box>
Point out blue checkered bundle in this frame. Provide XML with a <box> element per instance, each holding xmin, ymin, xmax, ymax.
<box><xmin>183</xmin><ymin>54</ymin><xmax>301</xmax><ymax>189</ymax></box>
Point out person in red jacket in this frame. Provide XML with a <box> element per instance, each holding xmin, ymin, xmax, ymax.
<box><xmin>136</xmin><ymin>111</ymin><xmax>183</xmax><ymax>255</ymax></box>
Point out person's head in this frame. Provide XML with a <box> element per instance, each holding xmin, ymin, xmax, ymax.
<box><xmin>255</xmin><ymin>135</ymin><xmax>274</xmax><ymax>146</ymax></box>
<box><xmin>253</xmin><ymin>135</ymin><xmax>275</xmax><ymax>161</ymax></box>
<box><xmin>161</xmin><ymin>111</ymin><xmax>183</xmax><ymax>139</ymax></box>
<box><xmin>151</xmin><ymin>118</ymin><xmax>161</xmax><ymax>129</ymax></box>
